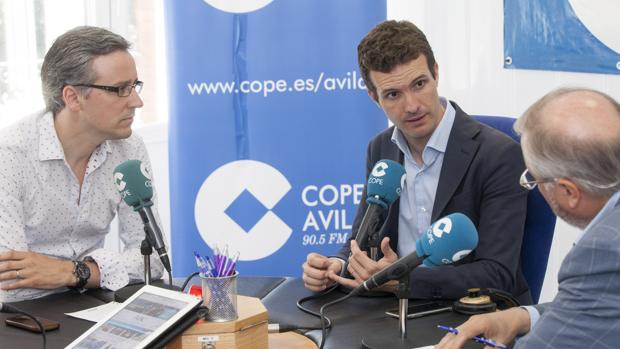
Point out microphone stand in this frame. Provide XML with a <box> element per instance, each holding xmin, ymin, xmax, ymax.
<box><xmin>396</xmin><ymin>275</ymin><xmax>411</xmax><ymax>339</ymax></box>
<box><xmin>368</xmin><ymin>208</ymin><xmax>391</xmax><ymax>261</ymax></box>
<box><xmin>141</xmin><ymin>237</ymin><xmax>153</xmax><ymax>285</ymax></box>
<box><xmin>368</xmin><ymin>229</ymin><xmax>380</xmax><ymax>261</ymax></box>
<box><xmin>361</xmin><ymin>275</ymin><xmax>420</xmax><ymax>349</ymax></box>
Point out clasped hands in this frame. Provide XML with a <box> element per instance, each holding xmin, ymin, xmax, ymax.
<box><xmin>302</xmin><ymin>236</ymin><xmax>398</xmax><ymax>292</ymax></box>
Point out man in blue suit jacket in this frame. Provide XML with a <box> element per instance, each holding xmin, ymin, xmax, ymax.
<box><xmin>437</xmin><ymin>88</ymin><xmax>620</xmax><ymax>348</ymax></box>
<box><xmin>302</xmin><ymin>20</ymin><xmax>531</xmax><ymax>304</ymax></box>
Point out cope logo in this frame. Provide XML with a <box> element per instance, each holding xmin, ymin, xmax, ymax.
<box><xmin>194</xmin><ymin>160</ymin><xmax>292</xmax><ymax>261</ymax></box>
<box><xmin>432</xmin><ymin>217</ymin><xmax>453</xmax><ymax>238</ymax></box>
<box><xmin>202</xmin><ymin>0</ymin><xmax>273</xmax><ymax>13</ymax></box>
<box><xmin>140</xmin><ymin>161</ymin><xmax>152</xmax><ymax>180</ymax></box>
<box><xmin>371</xmin><ymin>161</ymin><xmax>388</xmax><ymax>177</ymax></box>
<box><xmin>114</xmin><ymin>172</ymin><xmax>126</xmax><ymax>191</ymax></box>
<box><xmin>451</xmin><ymin>250</ymin><xmax>472</xmax><ymax>263</ymax></box>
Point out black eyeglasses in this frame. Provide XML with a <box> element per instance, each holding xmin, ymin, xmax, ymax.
<box><xmin>70</xmin><ymin>80</ymin><xmax>143</xmax><ymax>97</ymax></box>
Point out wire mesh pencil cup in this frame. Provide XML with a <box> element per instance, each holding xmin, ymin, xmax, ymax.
<box><xmin>201</xmin><ymin>271</ymin><xmax>238</xmax><ymax>321</ymax></box>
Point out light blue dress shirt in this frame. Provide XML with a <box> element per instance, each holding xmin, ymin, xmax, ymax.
<box><xmin>391</xmin><ymin>98</ymin><xmax>456</xmax><ymax>258</ymax></box>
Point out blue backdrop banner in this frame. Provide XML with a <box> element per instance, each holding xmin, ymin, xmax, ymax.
<box><xmin>165</xmin><ymin>0</ymin><xmax>387</xmax><ymax>277</ymax></box>
<box><xmin>504</xmin><ymin>0</ymin><xmax>620</xmax><ymax>75</ymax></box>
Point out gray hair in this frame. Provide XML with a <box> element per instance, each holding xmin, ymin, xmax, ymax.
<box><xmin>41</xmin><ymin>26</ymin><xmax>130</xmax><ymax>114</ymax></box>
<box><xmin>514</xmin><ymin>87</ymin><xmax>620</xmax><ymax>197</ymax></box>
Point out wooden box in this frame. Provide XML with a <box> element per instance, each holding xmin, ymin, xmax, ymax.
<box><xmin>167</xmin><ymin>296</ymin><xmax>268</xmax><ymax>349</ymax></box>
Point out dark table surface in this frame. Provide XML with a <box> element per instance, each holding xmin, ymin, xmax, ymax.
<box><xmin>0</xmin><ymin>277</ymin><xmax>484</xmax><ymax>349</ymax></box>
<box><xmin>262</xmin><ymin>278</ymin><xmax>482</xmax><ymax>349</ymax></box>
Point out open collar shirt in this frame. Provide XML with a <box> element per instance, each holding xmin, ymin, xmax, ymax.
<box><xmin>0</xmin><ymin>111</ymin><xmax>163</xmax><ymax>302</ymax></box>
<box><xmin>391</xmin><ymin>98</ymin><xmax>456</xmax><ymax>257</ymax></box>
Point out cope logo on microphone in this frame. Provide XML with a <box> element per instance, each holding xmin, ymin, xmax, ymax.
<box><xmin>371</xmin><ymin>161</ymin><xmax>388</xmax><ymax>177</ymax></box>
<box><xmin>432</xmin><ymin>217</ymin><xmax>453</xmax><ymax>238</ymax></box>
<box><xmin>194</xmin><ymin>160</ymin><xmax>292</xmax><ymax>261</ymax></box>
<box><xmin>441</xmin><ymin>250</ymin><xmax>473</xmax><ymax>265</ymax></box>
<box><xmin>139</xmin><ymin>162</ymin><xmax>153</xmax><ymax>188</ymax></box>
<box><xmin>114</xmin><ymin>172</ymin><xmax>126</xmax><ymax>191</ymax></box>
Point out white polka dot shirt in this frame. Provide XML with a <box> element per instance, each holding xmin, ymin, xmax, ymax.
<box><xmin>0</xmin><ymin>111</ymin><xmax>164</xmax><ymax>302</ymax></box>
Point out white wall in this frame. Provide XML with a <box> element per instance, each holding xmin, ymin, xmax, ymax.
<box><xmin>388</xmin><ymin>0</ymin><xmax>620</xmax><ymax>302</ymax></box>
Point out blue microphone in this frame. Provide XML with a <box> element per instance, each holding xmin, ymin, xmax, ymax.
<box><xmin>354</xmin><ymin>160</ymin><xmax>406</xmax><ymax>253</ymax></box>
<box><xmin>351</xmin><ymin>213</ymin><xmax>478</xmax><ymax>295</ymax></box>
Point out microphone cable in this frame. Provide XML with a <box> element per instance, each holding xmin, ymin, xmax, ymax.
<box><xmin>2</xmin><ymin>303</ymin><xmax>46</xmax><ymax>349</ymax></box>
<box><xmin>317</xmin><ymin>291</ymin><xmax>355</xmax><ymax>349</ymax></box>
<box><xmin>294</xmin><ymin>283</ymin><xmax>337</xmax><ymax>331</ymax></box>
<box><xmin>292</xmin><ymin>259</ymin><xmax>358</xmax><ymax>343</ymax></box>
<box><xmin>179</xmin><ymin>272</ymin><xmax>200</xmax><ymax>292</ymax></box>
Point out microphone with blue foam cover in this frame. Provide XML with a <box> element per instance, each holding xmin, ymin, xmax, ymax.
<box><xmin>351</xmin><ymin>213</ymin><xmax>478</xmax><ymax>295</ymax></box>
<box><xmin>354</xmin><ymin>159</ymin><xmax>406</xmax><ymax>252</ymax></box>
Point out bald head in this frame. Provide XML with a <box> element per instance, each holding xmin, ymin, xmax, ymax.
<box><xmin>515</xmin><ymin>88</ymin><xmax>620</xmax><ymax>197</ymax></box>
<box><xmin>541</xmin><ymin>90</ymin><xmax>620</xmax><ymax>144</ymax></box>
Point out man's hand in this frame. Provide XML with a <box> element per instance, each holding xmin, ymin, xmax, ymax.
<box><xmin>0</xmin><ymin>250</ymin><xmax>76</xmax><ymax>290</ymax></box>
<box><xmin>302</xmin><ymin>253</ymin><xmax>342</xmax><ymax>292</ymax></box>
<box><xmin>435</xmin><ymin>307</ymin><xmax>531</xmax><ymax>349</ymax></box>
<box><xmin>328</xmin><ymin>237</ymin><xmax>398</xmax><ymax>289</ymax></box>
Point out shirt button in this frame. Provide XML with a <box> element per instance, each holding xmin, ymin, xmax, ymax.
<box><xmin>420</xmin><ymin>207</ymin><xmax>427</xmax><ymax>212</ymax></box>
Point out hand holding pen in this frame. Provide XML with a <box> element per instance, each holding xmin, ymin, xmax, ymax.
<box><xmin>437</xmin><ymin>325</ymin><xmax>507</xmax><ymax>349</ymax></box>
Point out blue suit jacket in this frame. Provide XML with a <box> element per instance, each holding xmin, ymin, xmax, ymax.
<box><xmin>337</xmin><ymin>102</ymin><xmax>531</xmax><ymax>304</ymax></box>
<box><xmin>516</xmin><ymin>203</ymin><xmax>620</xmax><ymax>348</ymax></box>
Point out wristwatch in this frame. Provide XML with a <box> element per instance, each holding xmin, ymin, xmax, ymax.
<box><xmin>72</xmin><ymin>260</ymin><xmax>91</xmax><ymax>290</ymax></box>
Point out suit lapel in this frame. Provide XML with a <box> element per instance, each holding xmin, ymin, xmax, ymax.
<box><xmin>381</xmin><ymin>133</ymin><xmax>404</xmax><ymax>250</ymax></box>
<box><xmin>431</xmin><ymin>104</ymin><xmax>481</xmax><ymax>221</ymax></box>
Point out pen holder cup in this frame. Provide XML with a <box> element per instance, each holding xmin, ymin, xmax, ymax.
<box><xmin>201</xmin><ymin>271</ymin><xmax>239</xmax><ymax>322</ymax></box>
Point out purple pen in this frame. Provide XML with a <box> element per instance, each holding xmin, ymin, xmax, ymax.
<box><xmin>218</xmin><ymin>255</ymin><xmax>229</xmax><ymax>277</ymax></box>
<box><xmin>213</xmin><ymin>246</ymin><xmax>222</xmax><ymax>276</ymax></box>
<box><xmin>223</xmin><ymin>252</ymin><xmax>240</xmax><ymax>276</ymax></box>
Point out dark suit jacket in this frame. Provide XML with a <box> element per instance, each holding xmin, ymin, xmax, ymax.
<box><xmin>337</xmin><ymin>101</ymin><xmax>531</xmax><ymax>304</ymax></box>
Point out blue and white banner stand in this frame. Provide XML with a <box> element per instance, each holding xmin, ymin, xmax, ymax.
<box><xmin>504</xmin><ymin>0</ymin><xmax>620</xmax><ymax>75</ymax></box>
<box><xmin>165</xmin><ymin>0</ymin><xmax>387</xmax><ymax>277</ymax></box>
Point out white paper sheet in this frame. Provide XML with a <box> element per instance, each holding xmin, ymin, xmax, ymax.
<box><xmin>65</xmin><ymin>301</ymin><xmax>122</xmax><ymax>322</ymax></box>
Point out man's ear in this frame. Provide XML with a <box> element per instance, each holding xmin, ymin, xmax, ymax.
<box><xmin>556</xmin><ymin>178</ymin><xmax>581</xmax><ymax>209</ymax></box>
<box><xmin>433</xmin><ymin>63</ymin><xmax>439</xmax><ymax>82</ymax></box>
<box><xmin>367</xmin><ymin>89</ymin><xmax>380</xmax><ymax>107</ymax></box>
<box><xmin>62</xmin><ymin>85</ymin><xmax>82</xmax><ymax>112</ymax></box>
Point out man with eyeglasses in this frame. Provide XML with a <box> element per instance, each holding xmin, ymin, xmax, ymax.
<box><xmin>437</xmin><ymin>88</ymin><xmax>620</xmax><ymax>349</ymax></box>
<box><xmin>0</xmin><ymin>26</ymin><xmax>163</xmax><ymax>302</ymax></box>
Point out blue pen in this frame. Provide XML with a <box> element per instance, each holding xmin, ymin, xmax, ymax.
<box><xmin>204</xmin><ymin>255</ymin><xmax>216</xmax><ymax>271</ymax></box>
<box><xmin>437</xmin><ymin>325</ymin><xmax>507</xmax><ymax>349</ymax></box>
<box><xmin>199</xmin><ymin>253</ymin><xmax>214</xmax><ymax>277</ymax></box>
<box><xmin>193</xmin><ymin>251</ymin><xmax>209</xmax><ymax>276</ymax></box>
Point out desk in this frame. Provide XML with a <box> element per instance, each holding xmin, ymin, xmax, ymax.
<box><xmin>0</xmin><ymin>290</ymin><xmax>105</xmax><ymax>349</ymax></box>
<box><xmin>270</xmin><ymin>332</ymin><xmax>317</xmax><ymax>349</ymax></box>
<box><xmin>0</xmin><ymin>277</ymin><xmax>481</xmax><ymax>349</ymax></box>
<box><xmin>262</xmin><ymin>278</ymin><xmax>481</xmax><ymax>349</ymax></box>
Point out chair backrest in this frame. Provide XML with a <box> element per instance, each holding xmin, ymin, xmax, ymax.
<box><xmin>474</xmin><ymin>115</ymin><xmax>557</xmax><ymax>304</ymax></box>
